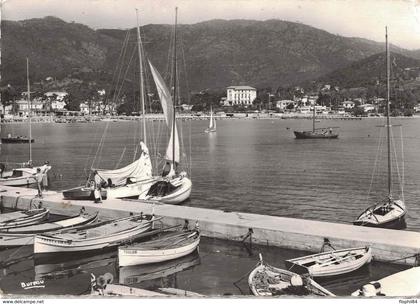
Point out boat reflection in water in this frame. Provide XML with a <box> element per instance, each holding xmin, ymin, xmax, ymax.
<box><xmin>34</xmin><ymin>250</ymin><xmax>118</xmax><ymax>281</ymax></box>
<box><xmin>119</xmin><ymin>251</ymin><xmax>200</xmax><ymax>290</ymax></box>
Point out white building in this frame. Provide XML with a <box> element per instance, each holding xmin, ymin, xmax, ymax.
<box><xmin>343</xmin><ymin>100</ymin><xmax>355</xmax><ymax>109</ymax></box>
<box><xmin>358</xmin><ymin>104</ymin><xmax>375</xmax><ymax>112</ymax></box>
<box><xmin>80</xmin><ymin>102</ymin><xmax>90</xmax><ymax>115</ymax></box>
<box><xmin>276</xmin><ymin>100</ymin><xmax>295</xmax><ymax>110</ymax></box>
<box><xmin>226</xmin><ymin>86</ymin><xmax>257</xmax><ymax>106</ymax></box>
<box><xmin>45</xmin><ymin>91</ymin><xmax>68</xmax><ymax>101</ymax></box>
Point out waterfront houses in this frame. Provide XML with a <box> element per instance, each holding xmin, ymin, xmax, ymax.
<box><xmin>226</xmin><ymin>86</ymin><xmax>257</xmax><ymax>106</ymax></box>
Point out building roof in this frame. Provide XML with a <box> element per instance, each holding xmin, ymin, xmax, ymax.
<box><xmin>227</xmin><ymin>86</ymin><xmax>256</xmax><ymax>90</ymax></box>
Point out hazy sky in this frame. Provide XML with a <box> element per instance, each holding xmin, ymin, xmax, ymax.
<box><xmin>2</xmin><ymin>0</ymin><xmax>420</xmax><ymax>49</ymax></box>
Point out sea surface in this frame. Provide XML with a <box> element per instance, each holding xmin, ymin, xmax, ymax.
<box><xmin>0</xmin><ymin>118</ymin><xmax>418</xmax><ymax>296</ymax></box>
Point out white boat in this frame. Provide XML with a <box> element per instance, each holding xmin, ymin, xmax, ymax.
<box><xmin>138</xmin><ymin>20</ymin><xmax>192</xmax><ymax>204</ymax></box>
<box><xmin>248</xmin><ymin>254</ymin><xmax>334</xmax><ymax>297</ymax></box>
<box><xmin>353</xmin><ymin>28</ymin><xmax>407</xmax><ymax>229</ymax></box>
<box><xmin>34</xmin><ymin>214</ymin><xmax>155</xmax><ymax>254</ymax></box>
<box><xmin>351</xmin><ymin>266</ymin><xmax>420</xmax><ymax>297</ymax></box>
<box><xmin>0</xmin><ymin>211</ymin><xmax>98</xmax><ymax>247</ymax></box>
<box><xmin>285</xmin><ymin>247</ymin><xmax>372</xmax><ymax>278</ymax></box>
<box><xmin>0</xmin><ymin>208</ymin><xmax>49</xmax><ymax>229</ymax></box>
<box><xmin>91</xmin><ymin>273</ymin><xmax>202</xmax><ymax>297</ymax></box>
<box><xmin>118</xmin><ymin>229</ymin><xmax>200</xmax><ymax>266</ymax></box>
<box><xmin>205</xmin><ymin>106</ymin><xmax>216</xmax><ymax>133</ymax></box>
<box><xmin>0</xmin><ymin>59</ymin><xmax>51</xmax><ymax>187</ymax></box>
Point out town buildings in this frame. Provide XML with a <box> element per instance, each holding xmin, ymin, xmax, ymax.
<box><xmin>226</xmin><ymin>86</ymin><xmax>257</xmax><ymax>106</ymax></box>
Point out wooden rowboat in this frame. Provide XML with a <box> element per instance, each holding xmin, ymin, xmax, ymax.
<box><xmin>248</xmin><ymin>254</ymin><xmax>334</xmax><ymax>297</ymax></box>
<box><xmin>0</xmin><ymin>208</ymin><xmax>49</xmax><ymax>229</ymax></box>
<box><xmin>0</xmin><ymin>211</ymin><xmax>99</xmax><ymax>247</ymax></box>
<box><xmin>118</xmin><ymin>229</ymin><xmax>200</xmax><ymax>266</ymax></box>
<box><xmin>285</xmin><ymin>247</ymin><xmax>372</xmax><ymax>278</ymax></box>
<box><xmin>34</xmin><ymin>214</ymin><xmax>156</xmax><ymax>254</ymax></box>
<box><xmin>351</xmin><ymin>266</ymin><xmax>420</xmax><ymax>297</ymax></box>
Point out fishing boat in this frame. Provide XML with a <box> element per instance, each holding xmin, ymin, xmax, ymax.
<box><xmin>285</xmin><ymin>247</ymin><xmax>372</xmax><ymax>278</ymax></box>
<box><xmin>248</xmin><ymin>254</ymin><xmax>334</xmax><ymax>297</ymax></box>
<box><xmin>205</xmin><ymin>106</ymin><xmax>216</xmax><ymax>133</ymax></box>
<box><xmin>353</xmin><ymin>28</ymin><xmax>407</xmax><ymax>229</ymax></box>
<box><xmin>0</xmin><ymin>59</ymin><xmax>51</xmax><ymax>187</ymax></box>
<box><xmin>351</xmin><ymin>266</ymin><xmax>420</xmax><ymax>297</ymax></box>
<box><xmin>294</xmin><ymin>103</ymin><xmax>338</xmax><ymax>139</ymax></box>
<box><xmin>1</xmin><ymin>135</ymin><xmax>34</xmax><ymax>144</ymax></box>
<box><xmin>118</xmin><ymin>229</ymin><xmax>200</xmax><ymax>266</ymax></box>
<box><xmin>33</xmin><ymin>214</ymin><xmax>156</xmax><ymax>254</ymax></box>
<box><xmin>137</xmin><ymin>10</ymin><xmax>192</xmax><ymax>205</ymax></box>
<box><xmin>0</xmin><ymin>211</ymin><xmax>98</xmax><ymax>247</ymax></box>
<box><xmin>0</xmin><ymin>208</ymin><xmax>49</xmax><ymax>229</ymax></box>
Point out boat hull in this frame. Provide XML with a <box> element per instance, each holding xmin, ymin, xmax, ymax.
<box><xmin>118</xmin><ymin>232</ymin><xmax>200</xmax><ymax>266</ymax></box>
<box><xmin>139</xmin><ymin>175</ymin><xmax>192</xmax><ymax>205</ymax></box>
<box><xmin>285</xmin><ymin>247</ymin><xmax>372</xmax><ymax>278</ymax></box>
<box><xmin>62</xmin><ymin>186</ymin><xmax>107</xmax><ymax>200</ymax></box>
<box><xmin>0</xmin><ymin>208</ymin><xmax>49</xmax><ymax>229</ymax></box>
<box><xmin>204</xmin><ymin>128</ymin><xmax>216</xmax><ymax>133</ymax></box>
<box><xmin>34</xmin><ymin>218</ymin><xmax>152</xmax><ymax>254</ymax></box>
<box><xmin>353</xmin><ymin>200</ymin><xmax>407</xmax><ymax>229</ymax></box>
<box><xmin>1</xmin><ymin>138</ymin><xmax>34</xmax><ymax>144</ymax></box>
<box><xmin>106</xmin><ymin>178</ymin><xmax>156</xmax><ymax>199</ymax></box>
<box><xmin>294</xmin><ymin>131</ymin><xmax>338</xmax><ymax>139</ymax></box>
<box><xmin>0</xmin><ymin>165</ymin><xmax>51</xmax><ymax>187</ymax></box>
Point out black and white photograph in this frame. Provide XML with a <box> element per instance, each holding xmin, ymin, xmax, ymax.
<box><xmin>0</xmin><ymin>0</ymin><xmax>419</xmax><ymax>300</ymax></box>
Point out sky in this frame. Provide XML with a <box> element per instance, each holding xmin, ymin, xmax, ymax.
<box><xmin>2</xmin><ymin>0</ymin><xmax>420</xmax><ymax>49</ymax></box>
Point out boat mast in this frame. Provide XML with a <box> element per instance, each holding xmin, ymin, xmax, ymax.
<box><xmin>171</xmin><ymin>7</ymin><xmax>178</xmax><ymax>169</ymax></box>
<box><xmin>386</xmin><ymin>27</ymin><xmax>391</xmax><ymax>198</ymax></box>
<box><xmin>26</xmin><ymin>58</ymin><xmax>32</xmax><ymax>163</ymax></box>
<box><xmin>135</xmin><ymin>9</ymin><xmax>147</xmax><ymax>146</ymax></box>
<box><xmin>312</xmin><ymin>99</ymin><xmax>316</xmax><ymax>132</ymax></box>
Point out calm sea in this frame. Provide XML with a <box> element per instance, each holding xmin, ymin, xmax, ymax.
<box><xmin>0</xmin><ymin>118</ymin><xmax>417</xmax><ymax>296</ymax></box>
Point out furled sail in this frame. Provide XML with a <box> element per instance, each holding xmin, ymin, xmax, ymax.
<box><xmin>148</xmin><ymin>61</ymin><xmax>180</xmax><ymax>163</ymax></box>
<box><xmin>94</xmin><ymin>141</ymin><xmax>152</xmax><ymax>186</ymax></box>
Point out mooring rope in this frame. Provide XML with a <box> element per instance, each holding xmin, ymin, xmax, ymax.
<box><xmin>366</xmin><ymin>127</ymin><xmax>384</xmax><ymax>202</ymax></box>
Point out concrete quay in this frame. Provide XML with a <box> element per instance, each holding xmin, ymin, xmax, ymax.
<box><xmin>0</xmin><ymin>185</ymin><xmax>419</xmax><ymax>266</ymax></box>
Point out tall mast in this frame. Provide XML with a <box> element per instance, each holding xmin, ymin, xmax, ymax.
<box><xmin>171</xmin><ymin>7</ymin><xmax>178</xmax><ymax>167</ymax></box>
<box><xmin>386</xmin><ymin>26</ymin><xmax>391</xmax><ymax>198</ymax></box>
<box><xmin>136</xmin><ymin>9</ymin><xmax>147</xmax><ymax>146</ymax></box>
<box><xmin>312</xmin><ymin>99</ymin><xmax>316</xmax><ymax>132</ymax></box>
<box><xmin>26</xmin><ymin>58</ymin><xmax>32</xmax><ymax>163</ymax></box>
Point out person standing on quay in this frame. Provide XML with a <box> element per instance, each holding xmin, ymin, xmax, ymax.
<box><xmin>35</xmin><ymin>168</ymin><xmax>43</xmax><ymax>198</ymax></box>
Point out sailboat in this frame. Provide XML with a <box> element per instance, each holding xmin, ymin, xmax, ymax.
<box><xmin>0</xmin><ymin>58</ymin><xmax>51</xmax><ymax>187</ymax></box>
<box><xmin>137</xmin><ymin>8</ymin><xmax>192</xmax><ymax>205</ymax></box>
<box><xmin>294</xmin><ymin>102</ymin><xmax>338</xmax><ymax>139</ymax></box>
<box><xmin>204</xmin><ymin>106</ymin><xmax>216</xmax><ymax>133</ymax></box>
<box><xmin>353</xmin><ymin>27</ymin><xmax>407</xmax><ymax>229</ymax></box>
<box><xmin>62</xmin><ymin>11</ymin><xmax>155</xmax><ymax>200</ymax></box>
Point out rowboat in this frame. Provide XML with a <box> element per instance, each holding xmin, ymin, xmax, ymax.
<box><xmin>62</xmin><ymin>185</ymin><xmax>107</xmax><ymax>200</ymax></box>
<box><xmin>285</xmin><ymin>247</ymin><xmax>372</xmax><ymax>277</ymax></box>
<box><xmin>0</xmin><ymin>208</ymin><xmax>49</xmax><ymax>229</ymax></box>
<box><xmin>119</xmin><ymin>251</ymin><xmax>200</xmax><ymax>285</ymax></box>
<box><xmin>118</xmin><ymin>229</ymin><xmax>200</xmax><ymax>266</ymax></box>
<box><xmin>0</xmin><ymin>211</ymin><xmax>99</xmax><ymax>247</ymax></box>
<box><xmin>91</xmin><ymin>273</ymin><xmax>202</xmax><ymax>297</ymax></box>
<box><xmin>248</xmin><ymin>254</ymin><xmax>334</xmax><ymax>297</ymax></box>
<box><xmin>1</xmin><ymin>136</ymin><xmax>34</xmax><ymax>144</ymax></box>
<box><xmin>351</xmin><ymin>266</ymin><xmax>420</xmax><ymax>297</ymax></box>
<box><xmin>34</xmin><ymin>214</ymin><xmax>155</xmax><ymax>254</ymax></box>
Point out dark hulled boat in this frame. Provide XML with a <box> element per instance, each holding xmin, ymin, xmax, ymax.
<box><xmin>1</xmin><ymin>136</ymin><xmax>34</xmax><ymax>144</ymax></box>
<box><xmin>294</xmin><ymin>129</ymin><xmax>338</xmax><ymax>139</ymax></box>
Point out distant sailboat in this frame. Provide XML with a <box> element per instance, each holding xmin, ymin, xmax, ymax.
<box><xmin>205</xmin><ymin>106</ymin><xmax>216</xmax><ymax>133</ymax></box>
<box><xmin>294</xmin><ymin>102</ymin><xmax>338</xmax><ymax>139</ymax></box>
<box><xmin>353</xmin><ymin>27</ymin><xmax>407</xmax><ymax>229</ymax></box>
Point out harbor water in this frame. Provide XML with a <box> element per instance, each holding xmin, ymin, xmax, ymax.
<box><xmin>0</xmin><ymin>118</ymin><xmax>418</xmax><ymax>296</ymax></box>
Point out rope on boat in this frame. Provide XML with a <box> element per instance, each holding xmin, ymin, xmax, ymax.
<box><xmin>390</xmin><ymin>127</ymin><xmax>403</xmax><ymax>198</ymax></box>
<box><xmin>400</xmin><ymin>126</ymin><xmax>405</xmax><ymax>202</ymax></box>
<box><xmin>366</xmin><ymin>127</ymin><xmax>384</xmax><ymax>203</ymax></box>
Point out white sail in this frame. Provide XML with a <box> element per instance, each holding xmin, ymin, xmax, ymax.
<box><xmin>209</xmin><ymin>110</ymin><xmax>214</xmax><ymax>129</ymax></box>
<box><xmin>95</xmin><ymin>141</ymin><xmax>152</xmax><ymax>186</ymax></box>
<box><xmin>148</xmin><ymin>61</ymin><xmax>180</xmax><ymax>163</ymax></box>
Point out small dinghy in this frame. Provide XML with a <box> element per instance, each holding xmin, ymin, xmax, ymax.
<box><xmin>91</xmin><ymin>273</ymin><xmax>202</xmax><ymax>297</ymax></box>
<box><xmin>0</xmin><ymin>211</ymin><xmax>98</xmax><ymax>247</ymax></box>
<box><xmin>351</xmin><ymin>266</ymin><xmax>420</xmax><ymax>297</ymax></box>
<box><xmin>62</xmin><ymin>185</ymin><xmax>107</xmax><ymax>200</ymax></box>
<box><xmin>34</xmin><ymin>214</ymin><xmax>156</xmax><ymax>254</ymax></box>
<box><xmin>118</xmin><ymin>229</ymin><xmax>200</xmax><ymax>266</ymax></box>
<box><xmin>0</xmin><ymin>208</ymin><xmax>49</xmax><ymax>229</ymax></box>
<box><xmin>285</xmin><ymin>247</ymin><xmax>372</xmax><ymax>278</ymax></box>
<box><xmin>248</xmin><ymin>254</ymin><xmax>334</xmax><ymax>297</ymax></box>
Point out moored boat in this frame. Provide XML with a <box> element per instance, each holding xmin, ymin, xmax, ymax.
<box><xmin>62</xmin><ymin>185</ymin><xmax>107</xmax><ymax>200</ymax></box>
<box><xmin>118</xmin><ymin>229</ymin><xmax>200</xmax><ymax>266</ymax></box>
<box><xmin>0</xmin><ymin>211</ymin><xmax>98</xmax><ymax>247</ymax></box>
<box><xmin>34</xmin><ymin>214</ymin><xmax>156</xmax><ymax>254</ymax></box>
<box><xmin>285</xmin><ymin>247</ymin><xmax>372</xmax><ymax>278</ymax></box>
<box><xmin>351</xmin><ymin>266</ymin><xmax>420</xmax><ymax>297</ymax></box>
<box><xmin>248</xmin><ymin>254</ymin><xmax>334</xmax><ymax>297</ymax></box>
<box><xmin>204</xmin><ymin>106</ymin><xmax>216</xmax><ymax>133</ymax></box>
<box><xmin>294</xmin><ymin>129</ymin><xmax>338</xmax><ymax>139</ymax></box>
<box><xmin>1</xmin><ymin>136</ymin><xmax>34</xmax><ymax>144</ymax></box>
<box><xmin>0</xmin><ymin>208</ymin><xmax>49</xmax><ymax>229</ymax></box>
<box><xmin>0</xmin><ymin>164</ymin><xmax>51</xmax><ymax>187</ymax></box>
